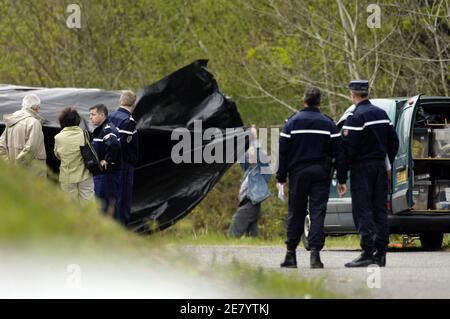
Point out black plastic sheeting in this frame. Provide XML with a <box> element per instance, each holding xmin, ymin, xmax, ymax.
<box><xmin>0</xmin><ymin>60</ymin><xmax>246</xmax><ymax>233</ymax></box>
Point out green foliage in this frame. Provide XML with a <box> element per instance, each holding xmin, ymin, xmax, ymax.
<box><xmin>0</xmin><ymin>159</ymin><xmax>133</xmax><ymax>247</ymax></box>
<box><xmin>221</xmin><ymin>261</ymin><xmax>342</xmax><ymax>298</ymax></box>
<box><xmin>2</xmin><ymin>0</ymin><xmax>447</xmax><ymax>125</ymax></box>
<box><xmin>167</xmin><ymin>163</ymin><xmax>289</xmax><ymax>239</ymax></box>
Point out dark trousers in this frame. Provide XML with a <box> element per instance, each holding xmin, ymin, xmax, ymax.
<box><xmin>350</xmin><ymin>161</ymin><xmax>389</xmax><ymax>254</ymax></box>
<box><xmin>117</xmin><ymin>162</ymin><xmax>135</xmax><ymax>225</ymax></box>
<box><xmin>228</xmin><ymin>198</ymin><xmax>261</xmax><ymax>237</ymax></box>
<box><xmin>286</xmin><ymin>164</ymin><xmax>330</xmax><ymax>251</ymax></box>
<box><xmin>94</xmin><ymin>170</ymin><xmax>121</xmax><ymax>220</ymax></box>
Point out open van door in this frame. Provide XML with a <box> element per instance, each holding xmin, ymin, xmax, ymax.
<box><xmin>391</xmin><ymin>94</ymin><xmax>423</xmax><ymax>213</ymax></box>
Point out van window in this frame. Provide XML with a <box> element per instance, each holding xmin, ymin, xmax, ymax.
<box><xmin>371</xmin><ymin>99</ymin><xmax>396</xmax><ymax>122</ymax></box>
<box><xmin>397</xmin><ymin>106</ymin><xmax>414</xmax><ymax>154</ymax></box>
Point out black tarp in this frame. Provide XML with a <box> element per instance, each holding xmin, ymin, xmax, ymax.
<box><xmin>0</xmin><ymin>60</ymin><xmax>246</xmax><ymax>233</ymax></box>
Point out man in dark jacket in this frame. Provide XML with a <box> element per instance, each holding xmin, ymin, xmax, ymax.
<box><xmin>277</xmin><ymin>87</ymin><xmax>346</xmax><ymax>269</ymax></box>
<box><xmin>340</xmin><ymin>80</ymin><xmax>399</xmax><ymax>267</ymax></box>
<box><xmin>89</xmin><ymin>103</ymin><xmax>121</xmax><ymax>219</ymax></box>
<box><xmin>109</xmin><ymin>91</ymin><xmax>139</xmax><ymax>225</ymax></box>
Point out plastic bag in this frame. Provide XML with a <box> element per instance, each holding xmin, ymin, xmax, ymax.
<box><xmin>247</xmin><ymin>165</ymin><xmax>270</xmax><ymax>205</ymax></box>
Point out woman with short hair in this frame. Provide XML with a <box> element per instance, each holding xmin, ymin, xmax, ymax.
<box><xmin>54</xmin><ymin>107</ymin><xmax>94</xmax><ymax>203</ymax></box>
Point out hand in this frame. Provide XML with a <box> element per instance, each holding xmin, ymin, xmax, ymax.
<box><xmin>277</xmin><ymin>182</ymin><xmax>285</xmax><ymax>193</ymax></box>
<box><xmin>100</xmin><ymin>160</ymin><xmax>108</xmax><ymax>170</ymax></box>
<box><xmin>250</xmin><ymin>124</ymin><xmax>257</xmax><ymax>140</ymax></box>
<box><xmin>276</xmin><ymin>183</ymin><xmax>286</xmax><ymax>202</ymax></box>
<box><xmin>337</xmin><ymin>183</ymin><xmax>347</xmax><ymax>198</ymax></box>
<box><xmin>248</xmin><ymin>146</ymin><xmax>256</xmax><ymax>164</ymax></box>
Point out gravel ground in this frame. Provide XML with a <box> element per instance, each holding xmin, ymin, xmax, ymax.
<box><xmin>182</xmin><ymin>245</ymin><xmax>450</xmax><ymax>299</ymax></box>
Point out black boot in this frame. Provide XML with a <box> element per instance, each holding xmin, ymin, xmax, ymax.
<box><xmin>310</xmin><ymin>250</ymin><xmax>324</xmax><ymax>269</ymax></box>
<box><xmin>344</xmin><ymin>251</ymin><xmax>375</xmax><ymax>268</ymax></box>
<box><xmin>280</xmin><ymin>250</ymin><xmax>297</xmax><ymax>268</ymax></box>
<box><xmin>373</xmin><ymin>251</ymin><xmax>386</xmax><ymax>267</ymax></box>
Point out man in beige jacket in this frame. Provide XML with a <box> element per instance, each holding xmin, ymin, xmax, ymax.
<box><xmin>0</xmin><ymin>94</ymin><xmax>47</xmax><ymax>177</ymax></box>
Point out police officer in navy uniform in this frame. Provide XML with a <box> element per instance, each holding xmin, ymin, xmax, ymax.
<box><xmin>89</xmin><ymin>103</ymin><xmax>122</xmax><ymax>219</ymax></box>
<box><xmin>339</xmin><ymin>80</ymin><xmax>399</xmax><ymax>268</ymax></box>
<box><xmin>109</xmin><ymin>91</ymin><xmax>139</xmax><ymax>225</ymax></box>
<box><xmin>277</xmin><ymin>87</ymin><xmax>346</xmax><ymax>269</ymax></box>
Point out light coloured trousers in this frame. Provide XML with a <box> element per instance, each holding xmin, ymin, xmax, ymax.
<box><xmin>60</xmin><ymin>177</ymin><xmax>94</xmax><ymax>204</ymax></box>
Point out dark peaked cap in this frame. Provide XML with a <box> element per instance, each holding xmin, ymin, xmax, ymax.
<box><xmin>348</xmin><ymin>80</ymin><xmax>369</xmax><ymax>92</ymax></box>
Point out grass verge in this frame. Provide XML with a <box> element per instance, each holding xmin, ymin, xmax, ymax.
<box><xmin>0</xmin><ymin>160</ymin><xmax>340</xmax><ymax>298</ymax></box>
<box><xmin>159</xmin><ymin>221</ymin><xmax>450</xmax><ymax>251</ymax></box>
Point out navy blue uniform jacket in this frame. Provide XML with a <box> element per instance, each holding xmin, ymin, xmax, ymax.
<box><xmin>91</xmin><ymin>119</ymin><xmax>121</xmax><ymax>172</ymax></box>
<box><xmin>109</xmin><ymin>107</ymin><xmax>139</xmax><ymax>166</ymax></box>
<box><xmin>276</xmin><ymin>106</ymin><xmax>346</xmax><ymax>184</ymax></box>
<box><xmin>341</xmin><ymin>99</ymin><xmax>399</xmax><ymax>169</ymax></box>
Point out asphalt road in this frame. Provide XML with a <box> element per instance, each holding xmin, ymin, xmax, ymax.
<box><xmin>183</xmin><ymin>245</ymin><xmax>450</xmax><ymax>299</ymax></box>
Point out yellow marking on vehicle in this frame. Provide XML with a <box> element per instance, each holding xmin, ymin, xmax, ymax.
<box><xmin>397</xmin><ymin>169</ymin><xmax>407</xmax><ymax>184</ymax></box>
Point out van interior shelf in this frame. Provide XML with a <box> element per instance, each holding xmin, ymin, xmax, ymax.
<box><xmin>412</xmin><ymin>119</ymin><xmax>450</xmax><ymax>211</ymax></box>
<box><xmin>426</xmin><ymin>118</ymin><xmax>448</xmax><ymax>126</ymax></box>
<box><xmin>426</xmin><ymin>123</ymin><xmax>449</xmax><ymax>127</ymax></box>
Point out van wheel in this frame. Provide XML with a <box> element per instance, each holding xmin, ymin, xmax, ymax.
<box><xmin>419</xmin><ymin>232</ymin><xmax>443</xmax><ymax>250</ymax></box>
<box><xmin>301</xmin><ymin>213</ymin><xmax>311</xmax><ymax>251</ymax></box>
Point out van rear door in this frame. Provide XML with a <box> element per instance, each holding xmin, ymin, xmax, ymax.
<box><xmin>392</xmin><ymin>95</ymin><xmax>422</xmax><ymax>213</ymax></box>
